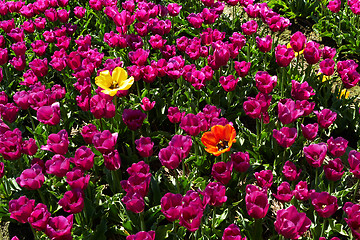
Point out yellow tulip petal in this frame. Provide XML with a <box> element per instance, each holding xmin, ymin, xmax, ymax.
<box><xmin>113</xmin><ymin>67</ymin><xmax>128</xmax><ymax>84</ymax></box>
<box><xmin>117</xmin><ymin>76</ymin><xmax>134</xmax><ymax>90</ymax></box>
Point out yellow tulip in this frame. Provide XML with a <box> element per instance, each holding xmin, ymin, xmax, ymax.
<box><xmin>95</xmin><ymin>67</ymin><xmax>134</xmax><ymax>96</ymax></box>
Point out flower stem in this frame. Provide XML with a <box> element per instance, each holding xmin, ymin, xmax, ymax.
<box><xmin>320</xmin><ymin>218</ymin><xmax>327</xmax><ymax>238</ymax></box>
<box><xmin>139</xmin><ymin>212</ymin><xmax>146</xmax><ymax>231</ymax></box>
<box><xmin>352</xmin><ymin>178</ymin><xmax>360</xmax><ymax>203</ymax></box>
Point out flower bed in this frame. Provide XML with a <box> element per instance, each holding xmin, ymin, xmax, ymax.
<box><xmin>0</xmin><ymin>0</ymin><xmax>359</xmax><ymax>239</ymax></box>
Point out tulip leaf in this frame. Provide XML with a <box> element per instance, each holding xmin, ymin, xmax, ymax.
<box><xmin>214</xmin><ymin>208</ymin><xmax>228</xmax><ymax>228</ymax></box>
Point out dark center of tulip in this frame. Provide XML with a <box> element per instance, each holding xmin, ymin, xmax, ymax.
<box><xmin>109</xmin><ymin>81</ymin><xmax>119</xmax><ymax>89</ymax></box>
<box><xmin>217</xmin><ymin>140</ymin><xmax>229</xmax><ymax>151</ymax></box>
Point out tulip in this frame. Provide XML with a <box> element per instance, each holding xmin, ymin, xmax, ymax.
<box><xmin>180</xmin><ymin>113</ymin><xmax>201</xmax><ymax>136</ymax></box>
<box><xmin>255</xmin><ymin>71</ymin><xmax>277</xmax><ymax>94</ymax></box>
<box><xmin>290</xmin><ymin>31</ymin><xmax>307</xmax><ymax>52</ymax></box>
<box><xmin>161</xmin><ymin>192</ymin><xmax>182</xmax><ymax>221</ymax></box>
<box><xmin>37</xmin><ymin>102</ymin><xmax>61</xmax><ymax>126</ymax></box>
<box><xmin>122</xmin><ymin>192</ymin><xmax>145</xmax><ymax>213</ymax></box>
<box><xmin>66</xmin><ymin>167</ymin><xmax>90</xmax><ymax>190</ymax></box>
<box><xmin>16</xmin><ymin>163</ymin><xmax>44</xmax><ymax>190</ymax></box>
<box><xmin>256</xmin><ymin>35</ymin><xmax>272</xmax><ymax>53</ymax></box>
<box><xmin>320</xmin><ymin>59</ymin><xmax>335</xmax><ymax>76</ymax></box>
<box><xmin>72</xmin><ymin>146</ymin><xmax>94</xmax><ymax>171</ymax></box>
<box><xmin>45</xmin><ymin>154</ymin><xmax>70</xmax><ymax>178</ymax></box>
<box><xmin>255</xmin><ymin>170</ymin><xmax>273</xmax><ymax>189</ymax></box>
<box><xmin>324</xmin><ymin>158</ymin><xmax>344</xmax><ymax>181</ymax></box>
<box><xmin>222</xmin><ymin>224</ymin><xmax>246</xmax><ymax>240</ymax></box>
<box><xmin>282</xmin><ymin>161</ymin><xmax>301</xmax><ymax>181</ymax></box>
<box><xmin>45</xmin><ymin>215</ymin><xmax>73</xmax><ymax>240</ymax></box>
<box><xmin>291</xmin><ymin>80</ymin><xmax>315</xmax><ymax>100</ymax></box>
<box><xmin>28</xmin><ymin>203</ymin><xmax>51</xmax><ymax>231</ymax></box>
<box><xmin>278</xmin><ymin>99</ymin><xmax>303</xmax><ymax>125</ymax></box>
<box><xmin>293</xmin><ymin>181</ymin><xmax>311</xmax><ymax>201</ymax></box>
<box><xmin>41</xmin><ymin>129</ymin><xmax>69</xmax><ymax>155</ymax></box>
<box><xmin>301</xmin><ymin>123</ymin><xmax>318</xmax><ymax>141</ymax></box>
<box><xmin>304</xmin><ymin>143</ymin><xmax>327</xmax><ymax>168</ymax></box>
<box><xmin>179</xmin><ymin>204</ymin><xmax>203</xmax><ymax>232</ymax></box>
<box><xmin>103</xmin><ymin>150</ymin><xmax>122</xmax><ymax>171</ymax></box>
<box><xmin>234</xmin><ymin>61</ymin><xmax>251</xmax><ymax>77</ymax></box>
<box><xmin>274</xmin><ymin>205</ymin><xmax>311</xmax><ymax>239</ymax></box>
<box><xmin>348</xmin><ymin>150</ymin><xmax>360</xmax><ymax>179</ymax></box>
<box><xmin>127</xmin><ymin>231</ymin><xmax>155</xmax><ymax>240</ymax></box>
<box><xmin>169</xmin><ymin>135</ymin><xmax>193</xmax><ymax>159</ymax></box>
<box><xmin>304</xmin><ymin>41</ymin><xmax>322</xmax><ymax>65</ymax></box>
<box><xmin>231</xmin><ymin>151</ymin><xmax>250</xmax><ymax>172</ymax></box>
<box><xmin>344</xmin><ymin>202</ymin><xmax>360</xmax><ymax>239</ymax></box>
<box><xmin>122</xmin><ymin>109</ymin><xmax>147</xmax><ymax>131</ymax></box>
<box><xmin>245</xmin><ymin>184</ymin><xmax>269</xmax><ymax>219</ymax></box>
<box><xmin>327</xmin><ymin>136</ymin><xmax>348</xmax><ymax>157</ymax></box>
<box><xmin>275</xmin><ymin>45</ymin><xmax>295</xmax><ymax>67</ymax></box>
<box><xmin>159</xmin><ymin>146</ymin><xmax>182</xmax><ymax>169</ymax></box>
<box><xmin>273</xmin><ymin>182</ymin><xmax>293</xmax><ymax>202</ymax></box>
<box><xmin>219</xmin><ymin>75</ymin><xmax>239</xmax><ymax>92</ymax></box>
<box><xmin>314</xmin><ymin>109</ymin><xmax>337</xmax><ymax>129</ymax></box>
<box><xmin>92</xmin><ymin>130</ymin><xmax>118</xmax><ymax>154</ymax></box>
<box><xmin>58</xmin><ymin>189</ymin><xmax>84</xmax><ymax>214</ymax></box>
<box><xmin>212</xmin><ymin>161</ymin><xmax>233</xmax><ymax>185</ymax></box>
<box><xmin>241</xmin><ymin>20</ymin><xmax>258</xmax><ymax>35</ymax></box>
<box><xmin>9</xmin><ymin>196</ymin><xmax>35</xmax><ymax>223</ymax></box>
<box><xmin>202</xmin><ymin>182</ymin><xmax>227</xmax><ymax>207</ymax></box>
<box><xmin>310</xmin><ymin>191</ymin><xmax>338</xmax><ymax>218</ymax></box>
<box><xmin>273</xmin><ymin>127</ymin><xmax>297</xmax><ymax>148</ymax></box>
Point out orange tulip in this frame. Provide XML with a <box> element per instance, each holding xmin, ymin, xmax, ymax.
<box><xmin>201</xmin><ymin>124</ymin><xmax>236</xmax><ymax>156</ymax></box>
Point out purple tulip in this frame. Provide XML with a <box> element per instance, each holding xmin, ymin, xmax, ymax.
<box><xmin>310</xmin><ymin>191</ymin><xmax>338</xmax><ymax>218</ymax></box>
<box><xmin>348</xmin><ymin>150</ymin><xmax>360</xmax><ymax>179</ymax></box>
<box><xmin>231</xmin><ymin>151</ymin><xmax>250</xmax><ymax>173</ymax></box>
<box><xmin>212</xmin><ymin>161</ymin><xmax>233</xmax><ymax>185</ymax></box>
<box><xmin>255</xmin><ymin>170</ymin><xmax>273</xmax><ymax>189</ymax></box>
<box><xmin>45</xmin><ymin>214</ymin><xmax>73</xmax><ymax>240</ymax></box>
<box><xmin>9</xmin><ymin>196</ymin><xmax>35</xmax><ymax>223</ymax></box>
<box><xmin>202</xmin><ymin>182</ymin><xmax>227</xmax><ymax>207</ymax></box>
<box><xmin>301</xmin><ymin>123</ymin><xmax>318</xmax><ymax>141</ymax></box>
<box><xmin>255</xmin><ymin>71</ymin><xmax>277</xmax><ymax>94</ymax></box>
<box><xmin>58</xmin><ymin>189</ymin><xmax>84</xmax><ymax>214</ymax></box>
<box><xmin>291</xmin><ymin>80</ymin><xmax>315</xmax><ymax>100</ymax></box>
<box><xmin>290</xmin><ymin>31</ymin><xmax>306</xmax><ymax>52</ymax></box>
<box><xmin>161</xmin><ymin>192</ymin><xmax>182</xmax><ymax>221</ymax></box>
<box><xmin>304</xmin><ymin>143</ymin><xmax>327</xmax><ymax>168</ymax></box>
<box><xmin>324</xmin><ymin>158</ymin><xmax>344</xmax><ymax>181</ymax></box>
<box><xmin>293</xmin><ymin>181</ymin><xmax>311</xmax><ymax>201</ymax></box>
<box><xmin>314</xmin><ymin>109</ymin><xmax>337</xmax><ymax>129</ymax></box>
<box><xmin>122</xmin><ymin>109</ymin><xmax>147</xmax><ymax>131</ymax></box>
<box><xmin>127</xmin><ymin>231</ymin><xmax>155</xmax><ymax>240</ymax></box>
<box><xmin>45</xmin><ymin>154</ymin><xmax>70</xmax><ymax>178</ymax></box>
<box><xmin>327</xmin><ymin>136</ymin><xmax>348</xmax><ymax>157</ymax></box>
<box><xmin>273</xmin><ymin>182</ymin><xmax>293</xmax><ymax>202</ymax></box>
<box><xmin>273</xmin><ymin>127</ymin><xmax>297</xmax><ymax>148</ymax></box>
<box><xmin>275</xmin><ymin>44</ymin><xmax>295</xmax><ymax>67</ymax></box>
<box><xmin>92</xmin><ymin>130</ymin><xmax>118</xmax><ymax>154</ymax></box>
<box><xmin>135</xmin><ymin>137</ymin><xmax>154</xmax><ymax>158</ymax></box>
<box><xmin>344</xmin><ymin>202</ymin><xmax>360</xmax><ymax>239</ymax></box>
<box><xmin>304</xmin><ymin>41</ymin><xmax>322</xmax><ymax>64</ymax></box>
<box><xmin>37</xmin><ymin>102</ymin><xmax>61</xmax><ymax>126</ymax></box>
<box><xmin>256</xmin><ymin>35</ymin><xmax>272</xmax><ymax>53</ymax></box>
<box><xmin>72</xmin><ymin>146</ymin><xmax>94</xmax><ymax>171</ymax></box>
<box><xmin>222</xmin><ymin>224</ymin><xmax>246</xmax><ymax>240</ymax></box>
<box><xmin>282</xmin><ymin>161</ymin><xmax>301</xmax><ymax>181</ymax></box>
<box><xmin>274</xmin><ymin>205</ymin><xmax>311</xmax><ymax>239</ymax></box>
<box><xmin>28</xmin><ymin>203</ymin><xmax>51</xmax><ymax>231</ymax></box>
<box><xmin>16</xmin><ymin>163</ymin><xmax>44</xmax><ymax>190</ymax></box>
<box><xmin>245</xmin><ymin>184</ymin><xmax>269</xmax><ymax>219</ymax></box>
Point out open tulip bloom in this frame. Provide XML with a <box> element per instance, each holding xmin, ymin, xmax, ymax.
<box><xmin>201</xmin><ymin>124</ymin><xmax>236</xmax><ymax>156</ymax></box>
<box><xmin>95</xmin><ymin>67</ymin><xmax>134</xmax><ymax>96</ymax></box>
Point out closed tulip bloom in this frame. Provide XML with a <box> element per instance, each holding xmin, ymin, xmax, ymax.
<box><xmin>16</xmin><ymin>163</ymin><xmax>44</xmax><ymax>190</ymax></box>
<box><xmin>122</xmin><ymin>192</ymin><xmax>145</xmax><ymax>213</ymax></box>
<box><xmin>273</xmin><ymin>127</ymin><xmax>297</xmax><ymax>148</ymax></box>
<box><xmin>212</xmin><ymin>161</ymin><xmax>233</xmax><ymax>185</ymax></box>
<box><xmin>245</xmin><ymin>184</ymin><xmax>269</xmax><ymax>219</ymax></box>
<box><xmin>167</xmin><ymin>107</ymin><xmax>184</xmax><ymax>123</ymax></box>
<box><xmin>314</xmin><ymin>109</ymin><xmax>337</xmax><ymax>129</ymax></box>
<box><xmin>282</xmin><ymin>161</ymin><xmax>301</xmax><ymax>181</ymax></box>
<box><xmin>122</xmin><ymin>109</ymin><xmax>147</xmax><ymax>131</ymax></box>
<box><xmin>255</xmin><ymin>71</ymin><xmax>277</xmax><ymax>94</ymax></box>
<box><xmin>222</xmin><ymin>224</ymin><xmax>246</xmax><ymax>240</ymax></box>
<box><xmin>45</xmin><ymin>154</ymin><xmax>70</xmax><ymax>178</ymax></box>
<box><xmin>92</xmin><ymin>130</ymin><xmax>118</xmax><ymax>154</ymax></box>
<box><xmin>41</xmin><ymin>129</ymin><xmax>69</xmax><ymax>155</ymax></box>
<box><xmin>169</xmin><ymin>135</ymin><xmax>193</xmax><ymax>159</ymax></box>
<box><xmin>159</xmin><ymin>146</ymin><xmax>182</xmax><ymax>169</ymax></box>
<box><xmin>0</xmin><ymin>103</ymin><xmax>19</xmax><ymax>123</ymax></box>
<box><xmin>304</xmin><ymin>41</ymin><xmax>322</xmax><ymax>65</ymax></box>
<box><xmin>28</xmin><ymin>203</ymin><xmax>51</xmax><ymax>231</ymax></box>
<box><xmin>243</xmin><ymin>98</ymin><xmax>262</xmax><ymax>119</ymax></box>
<box><xmin>202</xmin><ymin>182</ymin><xmax>227</xmax><ymax>207</ymax></box>
<box><xmin>234</xmin><ymin>61</ymin><xmax>251</xmax><ymax>77</ymax></box>
<box><xmin>320</xmin><ymin>59</ymin><xmax>335</xmax><ymax>76</ymax></box>
<box><xmin>255</xmin><ymin>170</ymin><xmax>273</xmax><ymax>189</ymax></box>
<box><xmin>296</xmin><ymin>100</ymin><xmax>315</xmax><ymax>117</ymax></box>
<box><xmin>323</xmin><ymin>158</ymin><xmax>344</xmax><ymax>181</ymax></box>
<box><xmin>58</xmin><ymin>189</ymin><xmax>84</xmax><ymax>214</ymax></box>
<box><xmin>348</xmin><ymin>150</ymin><xmax>360</xmax><ymax>178</ymax></box>
<box><xmin>81</xmin><ymin>124</ymin><xmax>99</xmax><ymax>144</ymax></box>
<box><xmin>103</xmin><ymin>150</ymin><xmax>121</xmax><ymax>171</ymax></box>
<box><xmin>327</xmin><ymin>136</ymin><xmax>348</xmax><ymax>157</ymax></box>
<box><xmin>135</xmin><ymin>137</ymin><xmax>154</xmax><ymax>158</ymax></box>
<box><xmin>9</xmin><ymin>196</ymin><xmax>35</xmax><ymax>223</ymax></box>
<box><xmin>275</xmin><ymin>44</ymin><xmax>295</xmax><ymax>67</ymax></box>
<box><xmin>180</xmin><ymin>113</ymin><xmax>201</xmax><ymax>136</ymax></box>
<box><xmin>256</xmin><ymin>35</ymin><xmax>272</xmax><ymax>53</ymax></box>
<box><xmin>304</xmin><ymin>143</ymin><xmax>327</xmax><ymax>168</ymax></box>
<box><xmin>322</xmin><ymin>46</ymin><xmax>336</xmax><ymax>59</ymax></box>
<box><xmin>328</xmin><ymin>0</ymin><xmax>341</xmax><ymax>13</ymax></box>
<box><xmin>161</xmin><ymin>192</ymin><xmax>182</xmax><ymax>221</ymax></box>
<box><xmin>45</xmin><ymin>214</ymin><xmax>73</xmax><ymax>240</ymax></box>
<box><xmin>344</xmin><ymin>202</ymin><xmax>360</xmax><ymax>239</ymax></box>
<box><xmin>310</xmin><ymin>191</ymin><xmax>338</xmax><ymax>218</ymax></box>
<box><xmin>291</xmin><ymin>80</ymin><xmax>315</xmax><ymax>100</ymax></box>
<box><xmin>72</xmin><ymin>146</ymin><xmax>94</xmax><ymax>171</ymax></box>
<box><xmin>274</xmin><ymin>205</ymin><xmax>311</xmax><ymax>239</ymax></box>
<box><xmin>231</xmin><ymin>151</ymin><xmax>250</xmax><ymax>172</ymax></box>
<box><xmin>278</xmin><ymin>99</ymin><xmax>303</xmax><ymax>125</ymax></box>
<box><xmin>127</xmin><ymin>231</ymin><xmax>155</xmax><ymax>240</ymax></box>
<box><xmin>273</xmin><ymin>182</ymin><xmax>293</xmax><ymax>202</ymax></box>
<box><xmin>301</xmin><ymin>123</ymin><xmax>318</xmax><ymax>141</ymax></box>
<box><xmin>290</xmin><ymin>31</ymin><xmax>307</xmax><ymax>52</ymax></box>
<box><xmin>66</xmin><ymin>167</ymin><xmax>90</xmax><ymax>190</ymax></box>
<box><xmin>293</xmin><ymin>181</ymin><xmax>311</xmax><ymax>201</ymax></box>
<box><xmin>241</xmin><ymin>20</ymin><xmax>258</xmax><ymax>35</ymax></box>
<box><xmin>219</xmin><ymin>75</ymin><xmax>239</xmax><ymax>92</ymax></box>
<box><xmin>140</xmin><ymin>97</ymin><xmax>155</xmax><ymax>111</ymax></box>
<box><xmin>37</xmin><ymin>102</ymin><xmax>61</xmax><ymax>126</ymax></box>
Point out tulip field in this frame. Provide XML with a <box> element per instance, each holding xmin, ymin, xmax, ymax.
<box><xmin>1</xmin><ymin>0</ymin><xmax>360</xmax><ymax>239</ymax></box>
